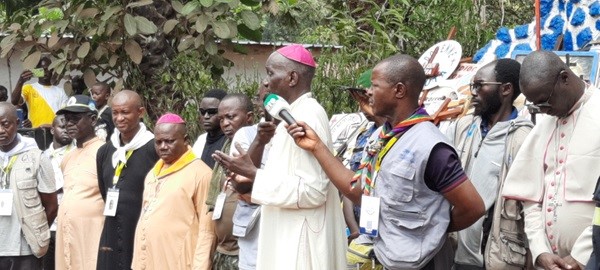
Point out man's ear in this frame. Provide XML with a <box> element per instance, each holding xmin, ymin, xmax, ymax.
<box><xmin>501</xmin><ymin>83</ymin><xmax>513</xmax><ymax>98</ymax></box>
<box><xmin>394</xmin><ymin>82</ymin><xmax>407</xmax><ymax>99</ymax></box>
<box><xmin>138</xmin><ymin>106</ymin><xmax>146</xmax><ymax>118</ymax></box>
<box><xmin>246</xmin><ymin>111</ymin><xmax>255</xmax><ymax>124</ymax></box>
<box><xmin>288</xmin><ymin>71</ymin><xmax>299</xmax><ymax>87</ymax></box>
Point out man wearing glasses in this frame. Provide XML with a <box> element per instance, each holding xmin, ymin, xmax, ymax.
<box><xmin>193</xmin><ymin>89</ymin><xmax>228</xmax><ymax>169</ymax></box>
<box><xmin>503</xmin><ymin>50</ymin><xmax>600</xmax><ymax>270</ymax></box>
<box><xmin>447</xmin><ymin>58</ymin><xmax>534</xmax><ymax>270</ymax></box>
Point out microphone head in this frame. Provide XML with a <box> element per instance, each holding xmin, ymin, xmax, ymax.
<box><xmin>263</xmin><ymin>93</ymin><xmax>291</xmax><ymax>121</ymax></box>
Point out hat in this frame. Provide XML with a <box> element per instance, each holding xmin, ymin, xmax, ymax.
<box><xmin>157</xmin><ymin>113</ymin><xmax>185</xmax><ymax>125</ymax></box>
<box><xmin>344</xmin><ymin>69</ymin><xmax>373</xmax><ymax>91</ymax></box>
<box><xmin>56</xmin><ymin>95</ymin><xmax>97</xmax><ymax>115</ymax></box>
<box><xmin>276</xmin><ymin>45</ymin><xmax>317</xmax><ymax>68</ymax></box>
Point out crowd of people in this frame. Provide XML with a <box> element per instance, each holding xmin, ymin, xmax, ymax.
<box><xmin>0</xmin><ymin>44</ymin><xmax>598</xmax><ymax>270</ymax></box>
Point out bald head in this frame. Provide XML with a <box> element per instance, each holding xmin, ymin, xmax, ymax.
<box><xmin>0</xmin><ymin>102</ymin><xmax>19</xmax><ymax>150</ymax></box>
<box><xmin>0</xmin><ymin>102</ymin><xmax>18</xmax><ymax>120</ymax></box>
<box><xmin>520</xmin><ymin>51</ymin><xmax>586</xmax><ymax>117</ymax></box>
<box><xmin>112</xmin><ymin>90</ymin><xmax>143</xmax><ymax>108</ymax></box>
<box><xmin>520</xmin><ymin>51</ymin><xmax>567</xmax><ymax>91</ymax></box>
<box><xmin>112</xmin><ymin>90</ymin><xmax>145</xmax><ymax>138</ymax></box>
<box><xmin>376</xmin><ymin>54</ymin><xmax>426</xmax><ymax>100</ymax></box>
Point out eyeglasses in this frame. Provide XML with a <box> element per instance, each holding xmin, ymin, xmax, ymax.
<box><xmin>199</xmin><ymin>108</ymin><xmax>218</xmax><ymax>116</ymax></box>
<box><xmin>64</xmin><ymin>112</ymin><xmax>94</xmax><ymax>123</ymax></box>
<box><xmin>526</xmin><ymin>70</ymin><xmax>562</xmax><ymax>114</ymax></box>
<box><xmin>469</xmin><ymin>81</ymin><xmax>503</xmax><ymax>94</ymax></box>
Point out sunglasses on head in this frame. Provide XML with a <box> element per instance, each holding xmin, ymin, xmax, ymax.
<box><xmin>199</xmin><ymin>108</ymin><xmax>218</xmax><ymax>116</ymax></box>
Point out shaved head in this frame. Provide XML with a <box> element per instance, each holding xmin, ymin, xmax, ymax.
<box><xmin>0</xmin><ymin>102</ymin><xmax>18</xmax><ymax>121</ymax></box>
<box><xmin>112</xmin><ymin>90</ymin><xmax>143</xmax><ymax>108</ymax></box>
<box><xmin>520</xmin><ymin>51</ymin><xmax>566</xmax><ymax>91</ymax></box>
<box><xmin>376</xmin><ymin>54</ymin><xmax>426</xmax><ymax>100</ymax></box>
<box><xmin>519</xmin><ymin>50</ymin><xmax>586</xmax><ymax>117</ymax></box>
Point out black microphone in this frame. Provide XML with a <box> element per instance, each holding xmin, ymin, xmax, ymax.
<box><xmin>263</xmin><ymin>93</ymin><xmax>297</xmax><ymax>125</ymax></box>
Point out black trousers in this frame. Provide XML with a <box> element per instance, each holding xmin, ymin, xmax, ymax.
<box><xmin>0</xmin><ymin>255</ymin><xmax>42</xmax><ymax>270</ymax></box>
<box><xmin>42</xmin><ymin>231</ymin><xmax>56</xmax><ymax>270</ymax></box>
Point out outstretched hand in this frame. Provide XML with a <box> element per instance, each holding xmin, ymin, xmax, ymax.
<box><xmin>286</xmin><ymin>121</ymin><xmax>322</xmax><ymax>153</ymax></box>
<box><xmin>213</xmin><ymin>142</ymin><xmax>258</xmax><ymax>180</ymax></box>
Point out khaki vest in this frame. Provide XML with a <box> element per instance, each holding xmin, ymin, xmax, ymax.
<box><xmin>10</xmin><ymin>149</ymin><xmax>51</xmax><ymax>258</ymax></box>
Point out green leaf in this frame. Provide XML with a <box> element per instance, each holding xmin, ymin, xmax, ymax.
<box><xmin>195</xmin><ymin>15</ymin><xmax>208</xmax><ymax>33</ymax></box>
<box><xmin>22</xmin><ymin>51</ymin><xmax>41</xmax><ymax>70</ymax></box>
<box><xmin>237</xmin><ymin>24</ymin><xmax>261</xmax><ymax>41</ymax></box>
<box><xmin>194</xmin><ymin>35</ymin><xmax>204</xmax><ymax>48</ymax></box>
<box><xmin>215</xmin><ymin>0</ymin><xmax>231</xmax><ymax>3</ymax></box>
<box><xmin>124</xmin><ymin>40</ymin><xmax>143</xmax><ymax>64</ymax></box>
<box><xmin>79</xmin><ymin>8</ymin><xmax>99</xmax><ymax>19</ymax></box>
<box><xmin>171</xmin><ymin>1</ymin><xmax>184</xmax><ymax>13</ymax></box>
<box><xmin>163</xmin><ymin>19</ymin><xmax>179</xmax><ymax>34</ymax></box>
<box><xmin>101</xmin><ymin>6</ymin><xmax>122</xmax><ymax>21</ymax></box>
<box><xmin>287</xmin><ymin>0</ymin><xmax>298</xmax><ymax>4</ymax></box>
<box><xmin>232</xmin><ymin>44</ymin><xmax>248</xmax><ymax>54</ymax></box>
<box><xmin>212</xmin><ymin>21</ymin><xmax>230</xmax><ymax>39</ymax></box>
<box><xmin>240</xmin><ymin>10</ymin><xmax>260</xmax><ymax>30</ymax></box>
<box><xmin>181</xmin><ymin>1</ymin><xmax>199</xmax><ymax>15</ymax></box>
<box><xmin>227</xmin><ymin>20</ymin><xmax>238</xmax><ymax>37</ymax></box>
<box><xmin>239</xmin><ymin>0</ymin><xmax>260</xmax><ymax>7</ymax></box>
<box><xmin>200</xmin><ymin>0</ymin><xmax>214</xmax><ymax>8</ymax></box>
<box><xmin>135</xmin><ymin>16</ymin><xmax>158</xmax><ymax>34</ymax></box>
<box><xmin>109</xmin><ymin>55</ymin><xmax>118</xmax><ymax>67</ymax></box>
<box><xmin>77</xmin><ymin>42</ymin><xmax>91</xmax><ymax>58</ymax></box>
<box><xmin>126</xmin><ymin>0</ymin><xmax>154</xmax><ymax>8</ymax></box>
<box><xmin>124</xmin><ymin>14</ymin><xmax>137</xmax><ymax>36</ymax></box>
<box><xmin>205</xmin><ymin>40</ymin><xmax>218</xmax><ymax>55</ymax></box>
<box><xmin>83</xmin><ymin>69</ymin><xmax>97</xmax><ymax>88</ymax></box>
<box><xmin>177</xmin><ymin>36</ymin><xmax>194</xmax><ymax>51</ymax></box>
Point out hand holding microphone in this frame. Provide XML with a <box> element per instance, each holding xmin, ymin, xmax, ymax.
<box><xmin>263</xmin><ymin>93</ymin><xmax>297</xmax><ymax>125</ymax></box>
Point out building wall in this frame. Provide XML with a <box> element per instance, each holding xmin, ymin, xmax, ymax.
<box><xmin>0</xmin><ymin>42</ymin><xmax>331</xmax><ymax>98</ymax></box>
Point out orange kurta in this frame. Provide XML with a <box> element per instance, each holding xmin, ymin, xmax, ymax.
<box><xmin>132</xmin><ymin>149</ymin><xmax>215</xmax><ymax>270</ymax></box>
<box><xmin>56</xmin><ymin>137</ymin><xmax>105</xmax><ymax>269</ymax></box>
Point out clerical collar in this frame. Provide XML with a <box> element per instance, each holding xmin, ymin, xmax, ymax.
<box><xmin>563</xmin><ymin>84</ymin><xmax>592</xmax><ymax>118</ymax></box>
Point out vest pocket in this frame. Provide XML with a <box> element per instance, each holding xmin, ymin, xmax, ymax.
<box><xmin>17</xmin><ymin>180</ymin><xmax>41</xmax><ymax>208</ymax></box>
<box><xmin>22</xmin><ymin>208</ymin><xmax>51</xmax><ymax>246</ymax></box>
<box><xmin>498</xmin><ymin>229</ymin><xmax>527</xmax><ymax>266</ymax></box>
<box><xmin>388</xmin><ymin>163</ymin><xmax>416</xmax><ymax>202</ymax></box>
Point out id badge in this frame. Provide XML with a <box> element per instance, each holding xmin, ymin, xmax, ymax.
<box><xmin>359</xmin><ymin>195</ymin><xmax>380</xmax><ymax>237</ymax></box>
<box><xmin>103</xmin><ymin>188</ymin><xmax>120</xmax><ymax>217</ymax></box>
<box><xmin>212</xmin><ymin>192</ymin><xmax>227</xmax><ymax>220</ymax></box>
<box><xmin>0</xmin><ymin>189</ymin><xmax>13</xmax><ymax>216</ymax></box>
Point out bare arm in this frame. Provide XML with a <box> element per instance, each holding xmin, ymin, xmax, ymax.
<box><xmin>247</xmin><ymin>121</ymin><xmax>276</xmax><ymax>168</ymax></box>
<box><xmin>11</xmin><ymin>71</ymin><xmax>32</xmax><ymax>105</ymax></box>
<box><xmin>443</xmin><ymin>179</ymin><xmax>485</xmax><ymax>232</ymax></box>
<box><xmin>342</xmin><ymin>196</ymin><xmax>360</xmax><ymax>242</ymax></box>
<box><xmin>39</xmin><ymin>192</ymin><xmax>58</xmax><ymax>225</ymax></box>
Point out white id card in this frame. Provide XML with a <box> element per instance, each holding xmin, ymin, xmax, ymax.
<box><xmin>359</xmin><ymin>195</ymin><xmax>380</xmax><ymax>237</ymax></box>
<box><xmin>0</xmin><ymin>189</ymin><xmax>13</xmax><ymax>216</ymax></box>
<box><xmin>103</xmin><ymin>188</ymin><xmax>120</xmax><ymax>217</ymax></box>
<box><xmin>212</xmin><ymin>192</ymin><xmax>227</xmax><ymax>220</ymax></box>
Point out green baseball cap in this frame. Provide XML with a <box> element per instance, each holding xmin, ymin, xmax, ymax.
<box><xmin>344</xmin><ymin>69</ymin><xmax>372</xmax><ymax>91</ymax></box>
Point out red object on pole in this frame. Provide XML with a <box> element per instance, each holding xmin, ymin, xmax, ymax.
<box><xmin>535</xmin><ymin>0</ymin><xmax>541</xmax><ymax>50</ymax></box>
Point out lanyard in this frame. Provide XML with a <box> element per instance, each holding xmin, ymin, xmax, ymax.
<box><xmin>1</xmin><ymin>156</ymin><xmax>18</xmax><ymax>189</ymax></box>
<box><xmin>112</xmin><ymin>150</ymin><xmax>134</xmax><ymax>186</ymax></box>
<box><xmin>375</xmin><ymin>136</ymin><xmax>400</xmax><ymax>172</ymax></box>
